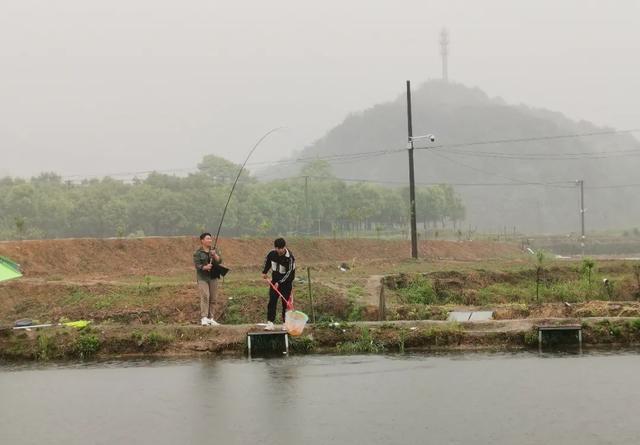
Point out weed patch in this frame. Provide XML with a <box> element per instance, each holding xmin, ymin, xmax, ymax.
<box><xmin>346</xmin><ymin>285</ymin><xmax>365</xmax><ymax>321</ymax></box>
<box><xmin>75</xmin><ymin>334</ymin><xmax>100</xmax><ymax>358</ymax></box>
<box><xmin>290</xmin><ymin>335</ymin><xmax>315</xmax><ymax>353</ymax></box>
<box><xmin>397</xmin><ymin>275</ymin><xmax>438</xmax><ymax>304</ymax></box>
<box><xmin>336</xmin><ymin>327</ymin><xmax>384</xmax><ymax>353</ymax></box>
<box><xmin>36</xmin><ymin>334</ymin><xmax>52</xmax><ymax>360</ymax></box>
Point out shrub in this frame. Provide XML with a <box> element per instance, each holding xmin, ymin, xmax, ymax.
<box><xmin>336</xmin><ymin>327</ymin><xmax>384</xmax><ymax>353</ymax></box>
<box><xmin>76</xmin><ymin>334</ymin><xmax>100</xmax><ymax>358</ymax></box>
<box><xmin>398</xmin><ymin>275</ymin><xmax>438</xmax><ymax>305</ymax></box>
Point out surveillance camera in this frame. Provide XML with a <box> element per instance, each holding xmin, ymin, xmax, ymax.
<box><xmin>428</xmin><ymin>134</ymin><xmax>436</xmax><ymax>142</ymax></box>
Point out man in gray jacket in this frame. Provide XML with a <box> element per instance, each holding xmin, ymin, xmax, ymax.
<box><xmin>193</xmin><ymin>232</ymin><xmax>223</xmax><ymax>326</ymax></box>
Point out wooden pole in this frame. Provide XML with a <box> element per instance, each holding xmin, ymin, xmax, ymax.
<box><xmin>378</xmin><ymin>278</ymin><xmax>386</xmax><ymax>321</ymax></box>
<box><xmin>307</xmin><ymin>267</ymin><xmax>316</xmax><ymax>323</ymax></box>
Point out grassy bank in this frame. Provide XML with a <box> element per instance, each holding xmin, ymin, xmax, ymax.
<box><xmin>3</xmin><ymin>318</ymin><xmax>640</xmax><ymax>361</ymax></box>
<box><xmin>3</xmin><ymin>237</ymin><xmax>640</xmax><ymax>361</ymax></box>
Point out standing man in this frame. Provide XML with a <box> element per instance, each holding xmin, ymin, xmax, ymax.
<box><xmin>193</xmin><ymin>232</ymin><xmax>223</xmax><ymax>326</ymax></box>
<box><xmin>261</xmin><ymin>237</ymin><xmax>296</xmax><ymax>331</ymax></box>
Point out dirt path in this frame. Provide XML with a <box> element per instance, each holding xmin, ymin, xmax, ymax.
<box><xmin>321</xmin><ymin>274</ymin><xmax>383</xmax><ymax>306</ymax></box>
<box><xmin>364</xmin><ymin>275</ymin><xmax>384</xmax><ymax>306</ymax></box>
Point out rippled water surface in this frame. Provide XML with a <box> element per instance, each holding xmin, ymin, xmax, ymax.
<box><xmin>2</xmin><ymin>352</ymin><xmax>640</xmax><ymax>444</ymax></box>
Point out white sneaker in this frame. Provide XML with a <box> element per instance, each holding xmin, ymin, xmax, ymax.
<box><xmin>208</xmin><ymin>319</ymin><xmax>220</xmax><ymax>326</ymax></box>
<box><xmin>201</xmin><ymin>317</ymin><xmax>209</xmax><ymax>326</ymax></box>
<box><xmin>264</xmin><ymin>321</ymin><xmax>275</xmax><ymax>331</ymax></box>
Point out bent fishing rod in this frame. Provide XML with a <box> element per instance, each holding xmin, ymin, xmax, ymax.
<box><xmin>207</xmin><ymin>127</ymin><xmax>283</xmax><ymax>276</ymax></box>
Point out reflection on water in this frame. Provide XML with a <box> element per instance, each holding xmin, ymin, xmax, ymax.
<box><xmin>2</xmin><ymin>351</ymin><xmax>640</xmax><ymax>445</ymax></box>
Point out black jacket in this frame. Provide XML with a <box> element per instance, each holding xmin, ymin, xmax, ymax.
<box><xmin>262</xmin><ymin>249</ymin><xmax>296</xmax><ymax>284</ymax></box>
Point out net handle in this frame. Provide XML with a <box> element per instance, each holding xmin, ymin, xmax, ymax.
<box><xmin>265</xmin><ymin>279</ymin><xmax>294</xmax><ymax>310</ymax></box>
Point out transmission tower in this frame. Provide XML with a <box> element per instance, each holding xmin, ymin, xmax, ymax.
<box><xmin>440</xmin><ymin>28</ymin><xmax>449</xmax><ymax>82</ymax></box>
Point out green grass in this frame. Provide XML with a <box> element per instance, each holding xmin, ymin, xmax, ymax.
<box><xmin>119</xmin><ymin>273</ymin><xmax>193</xmax><ymax>286</ymax></box>
<box><xmin>144</xmin><ymin>331</ymin><xmax>173</xmax><ymax>351</ymax></box>
<box><xmin>75</xmin><ymin>334</ymin><xmax>100</xmax><ymax>358</ymax></box>
<box><xmin>398</xmin><ymin>327</ymin><xmax>408</xmax><ymax>353</ymax></box>
<box><xmin>290</xmin><ymin>335</ymin><xmax>315</xmax><ymax>353</ymax></box>
<box><xmin>346</xmin><ymin>285</ymin><xmax>365</xmax><ymax>321</ymax></box>
<box><xmin>397</xmin><ymin>275</ymin><xmax>439</xmax><ymax>304</ymax></box>
<box><xmin>630</xmin><ymin>318</ymin><xmax>640</xmax><ymax>331</ymax></box>
<box><xmin>36</xmin><ymin>334</ymin><xmax>52</xmax><ymax>360</ymax></box>
<box><xmin>221</xmin><ymin>283</ymin><xmax>266</xmax><ymax>324</ymax></box>
<box><xmin>63</xmin><ymin>288</ymin><xmax>93</xmax><ymax>305</ymax></box>
<box><xmin>476</xmin><ymin>283</ymin><xmax>523</xmax><ymax>304</ymax></box>
<box><xmin>386</xmin><ymin>304</ymin><xmax>448</xmax><ymax>321</ymax></box>
<box><xmin>94</xmin><ymin>297</ymin><xmax>115</xmax><ymax>310</ymax></box>
<box><xmin>386</xmin><ymin>267</ymin><xmax>638</xmax><ymax>307</ymax></box>
<box><xmin>336</xmin><ymin>327</ymin><xmax>384</xmax><ymax>353</ymax></box>
<box><xmin>475</xmin><ymin>279</ymin><xmax>614</xmax><ymax>304</ymax></box>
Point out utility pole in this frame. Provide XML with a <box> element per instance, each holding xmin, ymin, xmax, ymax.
<box><xmin>406</xmin><ymin>80</ymin><xmax>418</xmax><ymax>259</ymax></box>
<box><xmin>440</xmin><ymin>28</ymin><xmax>449</xmax><ymax>82</ymax></box>
<box><xmin>579</xmin><ymin>179</ymin><xmax>585</xmax><ymax>239</ymax></box>
<box><xmin>304</xmin><ymin>176</ymin><xmax>309</xmax><ymax>235</ymax></box>
<box><xmin>577</xmin><ymin>179</ymin><xmax>585</xmax><ymax>251</ymax></box>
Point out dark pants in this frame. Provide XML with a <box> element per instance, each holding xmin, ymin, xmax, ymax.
<box><xmin>267</xmin><ymin>281</ymin><xmax>292</xmax><ymax>323</ymax></box>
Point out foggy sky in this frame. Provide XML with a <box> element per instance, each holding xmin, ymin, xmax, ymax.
<box><xmin>1</xmin><ymin>0</ymin><xmax>639</xmax><ymax>179</ymax></box>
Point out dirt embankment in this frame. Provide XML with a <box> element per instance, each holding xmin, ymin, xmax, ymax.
<box><xmin>0</xmin><ymin>237</ymin><xmax>521</xmax><ymax>279</ymax></box>
<box><xmin>3</xmin><ymin>317</ymin><xmax>640</xmax><ymax>361</ymax></box>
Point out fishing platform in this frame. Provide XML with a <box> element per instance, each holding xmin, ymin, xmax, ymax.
<box><xmin>537</xmin><ymin>324</ymin><xmax>582</xmax><ymax>352</ymax></box>
<box><xmin>246</xmin><ymin>331</ymin><xmax>289</xmax><ymax>357</ymax></box>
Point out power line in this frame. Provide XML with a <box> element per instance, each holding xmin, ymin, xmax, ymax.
<box><xmin>245</xmin><ymin>174</ymin><xmax>581</xmax><ymax>188</ymax></box>
<box><xmin>29</xmin><ymin>167</ymin><xmax>640</xmax><ymax>191</ymax></box>
<box><xmin>61</xmin><ymin>149</ymin><xmax>403</xmax><ymax>181</ymax></box>
<box><xmin>414</xmin><ymin>128</ymin><xmax>640</xmax><ymax>151</ymax></box>
<box><xmin>60</xmin><ymin>167</ymin><xmax>198</xmax><ymax>181</ymax></box>
<box><xmin>56</xmin><ymin>150</ymin><xmax>399</xmax><ymax>182</ymax></box>
<box><xmin>60</xmin><ymin>170</ymin><xmax>640</xmax><ymax>191</ymax></box>
<box><xmin>585</xmin><ymin>183</ymin><xmax>640</xmax><ymax>190</ymax></box>
<box><xmin>441</xmin><ymin>147</ymin><xmax>640</xmax><ymax>160</ymax></box>
<box><xmin>432</xmin><ymin>151</ymin><xmax>536</xmax><ymax>185</ymax></box>
<box><xmin>49</xmin><ymin>127</ymin><xmax>640</xmax><ymax>181</ymax></box>
<box><xmin>245</xmin><ymin>148</ymin><xmax>404</xmax><ymax>167</ymax></box>
<box><xmin>297</xmin><ymin>175</ymin><xmax>580</xmax><ymax>188</ymax></box>
<box><xmin>308</xmin><ymin>175</ymin><xmax>640</xmax><ymax>191</ymax></box>
<box><xmin>429</xmin><ymin>151</ymin><xmax>578</xmax><ymax>188</ymax></box>
<box><xmin>253</xmin><ymin>128</ymin><xmax>640</xmax><ymax>172</ymax></box>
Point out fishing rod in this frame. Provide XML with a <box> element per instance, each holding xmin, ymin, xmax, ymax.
<box><xmin>213</xmin><ymin>126</ymin><xmax>282</xmax><ymax>248</ymax></box>
<box><xmin>208</xmin><ymin>127</ymin><xmax>283</xmax><ymax>277</ymax></box>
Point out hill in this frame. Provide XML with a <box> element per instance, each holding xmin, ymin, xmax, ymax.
<box><xmin>294</xmin><ymin>81</ymin><xmax>640</xmax><ymax>233</ymax></box>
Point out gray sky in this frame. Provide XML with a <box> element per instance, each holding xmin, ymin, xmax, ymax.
<box><xmin>1</xmin><ymin>0</ymin><xmax>639</xmax><ymax>178</ymax></box>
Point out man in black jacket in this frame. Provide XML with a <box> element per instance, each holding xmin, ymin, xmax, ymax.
<box><xmin>261</xmin><ymin>237</ymin><xmax>295</xmax><ymax>331</ymax></box>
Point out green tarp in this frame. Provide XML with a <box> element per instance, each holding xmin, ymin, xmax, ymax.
<box><xmin>0</xmin><ymin>256</ymin><xmax>22</xmax><ymax>282</ymax></box>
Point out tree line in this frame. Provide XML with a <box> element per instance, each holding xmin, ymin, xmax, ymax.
<box><xmin>0</xmin><ymin>156</ymin><xmax>465</xmax><ymax>240</ymax></box>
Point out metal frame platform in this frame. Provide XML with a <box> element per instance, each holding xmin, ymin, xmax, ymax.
<box><xmin>247</xmin><ymin>331</ymin><xmax>289</xmax><ymax>357</ymax></box>
<box><xmin>537</xmin><ymin>324</ymin><xmax>582</xmax><ymax>352</ymax></box>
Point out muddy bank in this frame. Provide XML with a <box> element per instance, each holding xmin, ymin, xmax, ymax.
<box><xmin>3</xmin><ymin>268</ymin><xmax>640</xmax><ymax>330</ymax></box>
<box><xmin>532</xmin><ymin>237</ymin><xmax>640</xmax><ymax>256</ymax></box>
<box><xmin>384</xmin><ymin>263</ymin><xmax>640</xmax><ymax>306</ymax></box>
<box><xmin>2</xmin><ymin>317</ymin><xmax>640</xmax><ymax>361</ymax></box>
<box><xmin>387</xmin><ymin>301</ymin><xmax>640</xmax><ymax>322</ymax></box>
<box><xmin>0</xmin><ymin>237</ymin><xmax>521</xmax><ymax>279</ymax></box>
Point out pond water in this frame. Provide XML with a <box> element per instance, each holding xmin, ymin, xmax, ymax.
<box><xmin>1</xmin><ymin>351</ymin><xmax>640</xmax><ymax>444</ymax></box>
